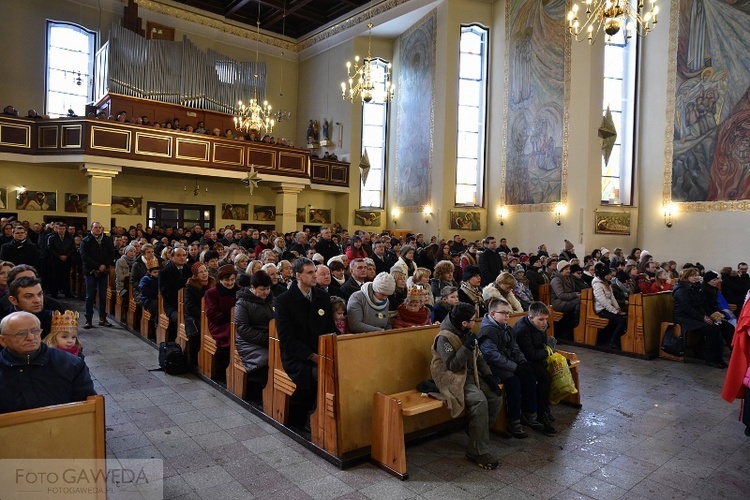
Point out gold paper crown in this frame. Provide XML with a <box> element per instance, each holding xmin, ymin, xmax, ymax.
<box><xmin>407</xmin><ymin>285</ymin><xmax>426</xmax><ymax>299</ymax></box>
<box><xmin>51</xmin><ymin>310</ymin><xmax>79</xmax><ymax>334</ymax></box>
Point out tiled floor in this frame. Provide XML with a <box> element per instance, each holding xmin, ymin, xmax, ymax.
<box><xmin>74</xmin><ymin>301</ymin><xmax>748</xmax><ymax>499</ymax></box>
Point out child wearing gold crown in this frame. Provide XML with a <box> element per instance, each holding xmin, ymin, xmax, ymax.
<box><xmin>45</xmin><ymin>310</ymin><xmax>83</xmax><ymax>359</ymax></box>
<box><xmin>393</xmin><ymin>285</ymin><xmax>433</xmax><ymax>329</ymax></box>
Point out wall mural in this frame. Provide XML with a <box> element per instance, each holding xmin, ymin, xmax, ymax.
<box><xmin>503</xmin><ymin>0</ymin><xmax>567</xmax><ymax>207</ymax></box>
<box><xmin>669</xmin><ymin>0</ymin><xmax>750</xmax><ymax>203</ymax></box>
<box><xmin>394</xmin><ymin>11</ymin><xmax>436</xmax><ymax>208</ymax></box>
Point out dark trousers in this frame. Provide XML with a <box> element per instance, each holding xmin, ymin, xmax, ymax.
<box><xmin>691</xmin><ymin>323</ymin><xmax>725</xmax><ymax>363</ymax></box>
<box><xmin>84</xmin><ymin>272</ymin><xmax>108</xmax><ymax>319</ymax></box>
<box><xmin>502</xmin><ymin>370</ymin><xmax>538</xmax><ymax>420</ymax></box>
<box><xmin>597</xmin><ymin>310</ymin><xmax>627</xmax><ymax>345</ymax></box>
<box><xmin>528</xmin><ymin>361</ymin><xmax>552</xmax><ymax>415</ymax></box>
<box><xmin>50</xmin><ymin>259</ymin><xmax>72</xmax><ymax>295</ymax></box>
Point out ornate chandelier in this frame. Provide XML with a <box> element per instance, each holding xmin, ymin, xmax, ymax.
<box><xmin>234</xmin><ymin>10</ymin><xmax>274</xmax><ymax>135</ymax></box>
<box><xmin>567</xmin><ymin>0</ymin><xmax>659</xmax><ymax>44</ymax></box>
<box><xmin>341</xmin><ymin>3</ymin><xmax>394</xmax><ymax>104</ymax></box>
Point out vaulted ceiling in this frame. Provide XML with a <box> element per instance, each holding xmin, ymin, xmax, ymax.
<box><xmin>170</xmin><ymin>0</ymin><xmax>373</xmax><ymax>39</ymax></box>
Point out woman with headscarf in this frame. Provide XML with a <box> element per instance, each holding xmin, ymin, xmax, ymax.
<box><xmin>184</xmin><ymin>262</ymin><xmax>215</xmax><ymax>365</ymax></box>
<box><xmin>203</xmin><ymin>264</ymin><xmax>241</xmax><ymax>380</ymax></box>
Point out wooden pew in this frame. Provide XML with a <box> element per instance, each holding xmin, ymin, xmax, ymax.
<box><xmin>622</xmin><ymin>291</ymin><xmax>673</xmax><ymax>358</ymax></box>
<box><xmin>105</xmin><ymin>266</ymin><xmax>116</xmax><ymax>316</ymax></box>
<box><xmin>581</xmin><ymin>288</ymin><xmax>609</xmax><ymax>346</ymax></box>
<box><xmin>227</xmin><ymin>309</ymin><xmax>247</xmax><ymax>400</ymax></box>
<box><xmin>0</xmin><ymin>395</ymin><xmax>106</xmax><ymax>459</ymax></box>
<box><xmin>198</xmin><ymin>297</ymin><xmax>217</xmax><ymax>378</ymax></box>
<box><xmin>176</xmin><ymin>288</ymin><xmax>188</xmax><ymax>351</ymax></box>
<box><xmin>156</xmin><ymin>293</ymin><xmax>170</xmax><ymax>345</ymax></box>
<box><xmin>262</xmin><ymin>320</ymin><xmax>301</xmax><ymax>425</ymax></box>
<box><xmin>115</xmin><ymin>277</ymin><xmax>128</xmax><ymax>322</ymax></box>
<box><xmin>127</xmin><ymin>279</ymin><xmax>140</xmax><ymax>331</ymax></box>
<box><xmin>537</xmin><ymin>283</ymin><xmax>551</xmax><ymax>305</ymax></box>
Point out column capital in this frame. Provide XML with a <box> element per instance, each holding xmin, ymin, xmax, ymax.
<box><xmin>80</xmin><ymin>164</ymin><xmax>122</xmax><ymax>178</ymax></box>
<box><xmin>270</xmin><ymin>182</ymin><xmax>305</xmax><ymax>195</ymax></box>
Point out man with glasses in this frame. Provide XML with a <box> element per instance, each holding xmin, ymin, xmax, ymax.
<box><xmin>431</xmin><ymin>302</ymin><xmax>503</xmax><ymax>470</ymax></box>
<box><xmin>478</xmin><ymin>298</ymin><xmax>551</xmax><ymax>438</ymax></box>
<box><xmin>0</xmin><ymin>311</ymin><xmax>95</xmax><ymax>413</ymax></box>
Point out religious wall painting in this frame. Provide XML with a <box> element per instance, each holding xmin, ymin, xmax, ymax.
<box><xmin>111</xmin><ymin>196</ymin><xmax>142</xmax><ymax>215</ymax></box>
<box><xmin>669</xmin><ymin>0</ymin><xmax>750</xmax><ymax>203</ymax></box>
<box><xmin>394</xmin><ymin>11</ymin><xmax>436</xmax><ymax>208</ymax></box>
<box><xmin>65</xmin><ymin>193</ymin><xmax>88</xmax><ymax>213</ymax></box>
<box><xmin>503</xmin><ymin>0</ymin><xmax>567</xmax><ymax>207</ymax></box>
<box><xmin>253</xmin><ymin>205</ymin><xmax>276</xmax><ymax>221</ymax></box>
<box><xmin>309</xmin><ymin>208</ymin><xmax>331</xmax><ymax>224</ymax></box>
<box><xmin>449</xmin><ymin>210</ymin><xmax>481</xmax><ymax>231</ymax></box>
<box><xmin>222</xmin><ymin>203</ymin><xmax>249</xmax><ymax>220</ymax></box>
<box><xmin>0</xmin><ymin>188</ymin><xmax>6</xmax><ymax>210</ymax></box>
<box><xmin>594</xmin><ymin>211</ymin><xmax>631</xmax><ymax>235</ymax></box>
<box><xmin>16</xmin><ymin>190</ymin><xmax>57</xmax><ymax>211</ymax></box>
<box><xmin>354</xmin><ymin>210</ymin><xmax>382</xmax><ymax>227</ymax></box>
<box><xmin>296</xmin><ymin>208</ymin><xmax>306</xmax><ymax>223</ymax></box>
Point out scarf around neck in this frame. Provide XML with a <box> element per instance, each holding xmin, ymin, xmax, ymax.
<box><xmin>460</xmin><ymin>281</ymin><xmax>483</xmax><ymax>304</ymax></box>
<box><xmin>360</xmin><ymin>282</ymin><xmax>389</xmax><ymax>312</ymax></box>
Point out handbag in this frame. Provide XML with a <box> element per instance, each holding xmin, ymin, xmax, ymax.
<box><xmin>544</xmin><ymin>346</ymin><xmax>578</xmax><ymax>404</ymax></box>
<box><xmin>661</xmin><ymin>324</ymin><xmax>685</xmax><ymax>357</ymax></box>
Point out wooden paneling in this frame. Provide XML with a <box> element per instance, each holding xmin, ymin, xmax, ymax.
<box><xmin>176</xmin><ymin>137</ymin><xmax>210</xmax><ymax>161</ymax></box>
<box><xmin>247</xmin><ymin>147</ymin><xmax>276</xmax><ymax>169</ymax></box>
<box><xmin>135</xmin><ymin>131</ymin><xmax>172</xmax><ymax>157</ymax></box>
<box><xmin>213</xmin><ymin>142</ymin><xmax>244</xmax><ymax>167</ymax></box>
<box><xmin>61</xmin><ymin>124</ymin><xmax>83</xmax><ymax>148</ymax></box>
<box><xmin>0</xmin><ymin>121</ymin><xmax>31</xmax><ymax>148</ymax></box>
<box><xmin>91</xmin><ymin>125</ymin><xmax>131</xmax><ymax>152</ymax></box>
<box><xmin>38</xmin><ymin>125</ymin><xmax>58</xmax><ymax>148</ymax></box>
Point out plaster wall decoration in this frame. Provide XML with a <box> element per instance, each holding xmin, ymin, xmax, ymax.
<box><xmin>501</xmin><ymin>0</ymin><xmax>570</xmax><ymax>212</ymax></box>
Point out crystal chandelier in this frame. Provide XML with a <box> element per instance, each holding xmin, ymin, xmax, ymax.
<box><xmin>567</xmin><ymin>0</ymin><xmax>659</xmax><ymax>44</ymax></box>
<box><xmin>234</xmin><ymin>10</ymin><xmax>274</xmax><ymax>135</ymax></box>
<box><xmin>340</xmin><ymin>4</ymin><xmax>394</xmax><ymax>104</ymax></box>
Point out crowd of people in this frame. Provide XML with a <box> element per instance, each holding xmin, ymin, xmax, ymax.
<box><xmin>2</xmin><ymin>217</ymin><xmax>750</xmax><ymax>468</ymax></box>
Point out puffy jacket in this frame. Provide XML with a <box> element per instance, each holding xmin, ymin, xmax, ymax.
<box><xmin>234</xmin><ymin>287</ymin><xmax>274</xmax><ymax>372</ymax></box>
<box><xmin>477</xmin><ymin>314</ymin><xmax>526</xmax><ymax>380</ymax></box>
<box><xmin>550</xmin><ymin>272</ymin><xmax>579</xmax><ymax>312</ymax></box>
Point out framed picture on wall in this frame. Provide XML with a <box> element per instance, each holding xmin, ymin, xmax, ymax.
<box><xmin>64</xmin><ymin>193</ymin><xmax>88</xmax><ymax>213</ymax></box>
<box><xmin>594</xmin><ymin>211</ymin><xmax>631</xmax><ymax>235</ymax></box>
<box><xmin>296</xmin><ymin>208</ymin><xmax>306</xmax><ymax>222</ymax></box>
<box><xmin>309</xmin><ymin>208</ymin><xmax>331</xmax><ymax>224</ymax></box>
<box><xmin>111</xmin><ymin>196</ymin><xmax>143</xmax><ymax>215</ymax></box>
<box><xmin>221</xmin><ymin>203</ymin><xmax>249</xmax><ymax>220</ymax></box>
<box><xmin>253</xmin><ymin>205</ymin><xmax>276</xmax><ymax>221</ymax></box>
<box><xmin>449</xmin><ymin>210</ymin><xmax>481</xmax><ymax>231</ymax></box>
<box><xmin>354</xmin><ymin>210</ymin><xmax>382</xmax><ymax>227</ymax></box>
<box><xmin>0</xmin><ymin>187</ymin><xmax>6</xmax><ymax>209</ymax></box>
<box><xmin>16</xmin><ymin>190</ymin><xmax>57</xmax><ymax>211</ymax></box>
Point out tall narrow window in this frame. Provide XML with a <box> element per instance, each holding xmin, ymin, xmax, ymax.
<box><xmin>601</xmin><ymin>37</ymin><xmax>637</xmax><ymax>205</ymax></box>
<box><xmin>46</xmin><ymin>21</ymin><xmax>97</xmax><ymax>118</ymax></box>
<box><xmin>360</xmin><ymin>58</ymin><xmax>390</xmax><ymax>209</ymax></box>
<box><xmin>455</xmin><ymin>25</ymin><xmax>488</xmax><ymax>207</ymax></box>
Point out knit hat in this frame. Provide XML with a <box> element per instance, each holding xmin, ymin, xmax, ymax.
<box><xmin>640</xmin><ymin>250</ymin><xmax>651</xmax><ymax>261</ymax></box>
<box><xmin>570</xmin><ymin>264</ymin><xmax>582</xmax><ymax>274</ymax></box>
<box><xmin>312</xmin><ymin>253</ymin><xmax>324</xmax><ymax>264</ymax></box>
<box><xmin>703</xmin><ymin>270</ymin><xmax>719</xmax><ymax>283</ymax></box>
<box><xmin>601</xmin><ymin>247</ymin><xmax>610</xmax><ymax>256</ymax></box>
<box><xmin>191</xmin><ymin>261</ymin><xmax>205</xmax><ymax>276</ymax></box>
<box><xmin>594</xmin><ymin>262</ymin><xmax>610</xmax><ymax>279</ymax></box>
<box><xmin>513</xmin><ymin>264</ymin><xmax>525</xmax><ymax>275</ymax></box>
<box><xmin>400</xmin><ymin>244</ymin><xmax>415</xmax><ymax>258</ymax></box>
<box><xmin>372</xmin><ymin>272</ymin><xmax>396</xmax><ymax>295</ymax></box>
<box><xmin>564</xmin><ymin>239</ymin><xmax>574</xmax><ymax>251</ymax></box>
<box><xmin>520</xmin><ymin>254</ymin><xmax>529</xmax><ymax>263</ymax></box>
<box><xmin>556</xmin><ymin>260</ymin><xmax>570</xmax><ymax>272</ymax></box>
<box><xmin>462</xmin><ymin>265</ymin><xmax>481</xmax><ymax>282</ymax></box>
<box><xmin>218</xmin><ymin>264</ymin><xmax>237</xmax><ymax>280</ymax></box>
<box><xmin>528</xmin><ymin>255</ymin><xmax>540</xmax><ymax>266</ymax></box>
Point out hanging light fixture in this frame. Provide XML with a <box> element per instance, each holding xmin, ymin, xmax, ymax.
<box><xmin>341</xmin><ymin>1</ymin><xmax>395</xmax><ymax>104</ymax></box>
<box><xmin>567</xmin><ymin>0</ymin><xmax>659</xmax><ymax>44</ymax></box>
<box><xmin>234</xmin><ymin>6</ymin><xmax>274</xmax><ymax>135</ymax></box>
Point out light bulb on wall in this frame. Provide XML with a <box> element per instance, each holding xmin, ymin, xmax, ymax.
<box><xmin>554</xmin><ymin>203</ymin><xmax>566</xmax><ymax>226</ymax></box>
<box><xmin>663</xmin><ymin>202</ymin><xmax>676</xmax><ymax>228</ymax></box>
<box><xmin>423</xmin><ymin>205</ymin><xmax>433</xmax><ymax>224</ymax></box>
<box><xmin>497</xmin><ymin>206</ymin><xmax>508</xmax><ymax>226</ymax></box>
<box><xmin>392</xmin><ymin>207</ymin><xmax>400</xmax><ymax>226</ymax></box>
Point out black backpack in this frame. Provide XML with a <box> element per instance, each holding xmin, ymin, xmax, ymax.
<box><xmin>661</xmin><ymin>325</ymin><xmax>685</xmax><ymax>357</ymax></box>
<box><xmin>157</xmin><ymin>342</ymin><xmax>189</xmax><ymax>375</ymax></box>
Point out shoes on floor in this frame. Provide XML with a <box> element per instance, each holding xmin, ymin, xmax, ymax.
<box><xmin>465</xmin><ymin>452</ymin><xmax>499</xmax><ymax>470</ymax></box>
<box><xmin>99</xmin><ymin>319</ymin><xmax>113</xmax><ymax>327</ymax></box>
<box><xmin>508</xmin><ymin>420</ymin><xmax>528</xmax><ymax>439</ymax></box>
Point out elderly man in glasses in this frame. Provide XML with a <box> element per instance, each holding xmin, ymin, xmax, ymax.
<box><xmin>0</xmin><ymin>311</ymin><xmax>95</xmax><ymax>413</ymax></box>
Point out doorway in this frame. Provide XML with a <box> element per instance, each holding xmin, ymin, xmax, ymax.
<box><xmin>146</xmin><ymin>202</ymin><xmax>214</xmax><ymax>230</ymax></box>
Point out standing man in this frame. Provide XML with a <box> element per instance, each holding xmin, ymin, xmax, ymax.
<box><xmin>80</xmin><ymin>222</ymin><xmax>115</xmax><ymax>329</ymax></box>
<box><xmin>47</xmin><ymin>222</ymin><xmax>76</xmax><ymax>298</ymax></box>
<box><xmin>275</xmin><ymin>258</ymin><xmax>336</xmax><ymax>426</ymax></box>
<box><xmin>478</xmin><ymin>236</ymin><xmax>503</xmax><ymax>287</ymax></box>
<box><xmin>314</xmin><ymin>226</ymin><xmax>340</xmax><ymax>263</ymax></box>
<box><xmin>0</xmin><ymin>225</ymin><xmax>39</xmax><ymax>268</ymax></box>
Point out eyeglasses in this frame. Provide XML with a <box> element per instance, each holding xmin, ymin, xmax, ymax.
<box><xmin>492</xmin><ymin>310</ymin><xmax>511</xmax><ymax>316</ymax></box>
<box><xmin>3</xmin><ymin>327</ymin><xmax>42</xmax><ymax>339</ymax></box>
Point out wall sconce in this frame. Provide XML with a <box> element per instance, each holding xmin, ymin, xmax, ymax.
<box><xmin>423</xmin><ymin>204</ymin><xmax>433</xmax><ymax>224</ymax></box>
<box><xmin>497</xmin><ymin>206</ymin><xmax>508</xmax><ymax>226</ymax></box>
<box><xmin>553</xmin><ymin>203</ymin><xmax>565</xmax><ymax>226</ymax></box>
<box><xmin>392</xmin><ymin>207</ymin><xmax>400</xmax><ymax>226</ymax></box>
<box><xmin>663</xmin><ymin>202</ymin><xmax>676</xmax><ymax>228</ymax></box>
<box><xmin>184</xmin><ymin>179</ymin><xmax>207</xmax><ymax>196</ymax></box>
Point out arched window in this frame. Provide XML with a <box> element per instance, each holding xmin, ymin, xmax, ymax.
<box><xmin>455</xmin><ymin>24</ymin><xmax>489</xmax><ymax>207</ymax></box>
<box><xmin>46</xmin><ymin>21</ymin><xmax>97</xmax><ymax>118</ymax></box>
<box><xmin>360</xmin><ymin>58</ymin><xmax>390</xmax><ymax>209</ymax></box>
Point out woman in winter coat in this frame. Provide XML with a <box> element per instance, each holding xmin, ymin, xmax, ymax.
<box><xmin>234</xmin><ymin>270</ymin><xmax>275</xmax><ymax>397</ymax></box>
<box><xmin>204</xmin><ymin>264</ymin><xmax>241</xmax><ymax>379</ymax></box>
<box><xmin>184</xmin><ymin>262</ymin><xmax>215</xmax><ymax>365</ymax></box>
<box><xmin>592</xmin><ymin>263</ymin><xmax>627</xmax><ymax>349</ymax></box>
<box><xmin>115</xmin><ymin>244</ymin><xmax>137</xmax><ymax>297</ymax></box>
<box><xmin>482</xmin><ymin>272</ymin><xmax>524</xmax><ymax>313</ymax></box>
<box><xmin>392</xmin><ymin>245</ymin><xmax>418</xmax><ymax>277</ymax></box>
<box><xmin>673</xmin><ymin>267</ymin><xmax>726</xmax><ymax>368</ymax></box>
<box><xmin>345</xmin><ymin>235</ymin><xmax>368</xmax><ymax>261</ymax></box>
<box><xmin>347</xmin><ymin>272</ymin><xmax>395</xmax><ymax>333</ymax></box>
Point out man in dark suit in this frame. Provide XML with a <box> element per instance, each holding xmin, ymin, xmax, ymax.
<box><xmin>0</xmin><ymin>225</ymin><xmax>39</xmax><ymax>269</ymax></box>
<box><xmin>158</xmin><ymin>247</ymin><xmax>191</xmax><ymax>325</ymax></box>
<box><xmin>338</xmin><ymin>258</ymin><xmax>368</xmax><ymax>301</ymax></box>
<box><xmin>46</xmin><ymin>223</ymin><xmax>77</xmax><ymax>298</ymax></box>
<box><xmin>478</xmin><ymin>236</ymin><xmax>503</xmax><ymax>287</ymax></box>
<box><xmin>79</xmin><ymin>222</ymin><xmax>115</xmax><ymax>328</ymax></box>
<box><xmin>371</xmin><ymin>240</ymin><xmax>394</xmax><ymax>275</ymax></box>
<box><xmin>275</xmin><ymin>258</ymin><xmax>336</xmax><ymax>424</ymax></box>
<box><xmin>314</xmin><ymin>227</ymin><xmax>340</xmax><ymax>263</ymax></box>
